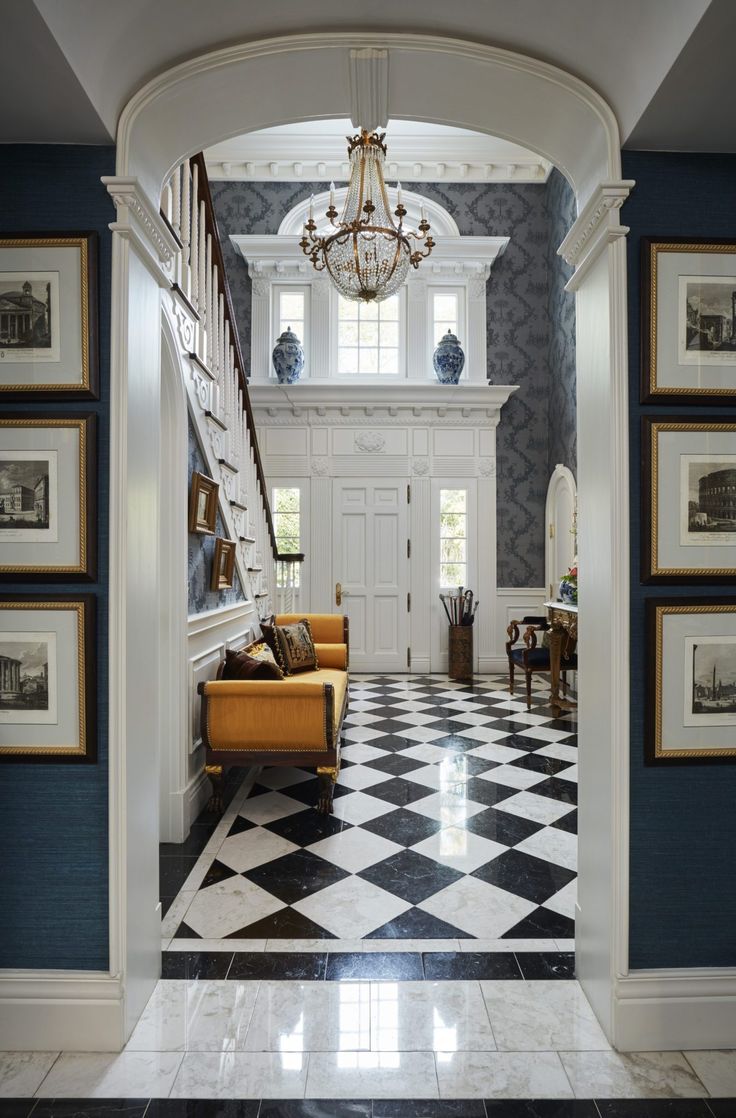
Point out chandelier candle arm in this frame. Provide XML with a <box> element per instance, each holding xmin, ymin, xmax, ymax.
<box><xmin>299</xmin><ymin>129</ymin><xmax>434</xmax><ymax>302</ymax></box>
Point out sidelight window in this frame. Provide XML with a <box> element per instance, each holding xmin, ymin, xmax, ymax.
<box><xmin>440</xmin><ymin>488</ymin><xmax>467</xmax><ymax>587</ymax></box>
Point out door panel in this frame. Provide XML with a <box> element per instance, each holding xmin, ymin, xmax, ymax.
<box><xmin>334</xmin><ymin>478</ymin><xmax>408</xmax><ymax>672</ymax></box>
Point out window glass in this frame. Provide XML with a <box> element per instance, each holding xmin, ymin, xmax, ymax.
<box><xmin>440</xmin><ymin>488</ymin><xmax>467</xmax><ymax>587</ymax></box>
<box><xmin>433</xmin><ymin>291</ymin><xmax>459</xmax><ymax>347</ymax></box>
<box><xmin>278</xmin><ymin>289</ymin><xmax>306</xmax><ymax>345</ymax></box>
<box><xmin>338</xmin><ymin>294</ymin><xmax>400</xmax><ymax>375</ymax></box>
<box><xmin>273</xmin><ymin>486</ymin><xmax>301</xmax><ymax>588</ymax></box>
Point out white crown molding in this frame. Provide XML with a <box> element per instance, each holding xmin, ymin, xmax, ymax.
<box><xmin>103</xmin><ymin>176</ymin><xmax>179</xmax><ymax>287</ymax></box>
<box><xmin>349</xmin><ymin>48</ymin><xmax>389</xmax><ymax>131</ymax></box>
<box><xmin>206</xmin><ymin>157</ymin><xmax>550</xmax><ymax>185</ymax></box>
<box><xmin>558</xmin><ymin>180</ymin><xmax>635</xmax><ymax>289</ymax></box>
<box><xmin>249</xmin><ymin>380</ymin><xmax>517</xmax><ymax>419</ymax></box>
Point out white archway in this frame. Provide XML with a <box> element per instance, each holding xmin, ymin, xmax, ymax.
<box><xmin>103</xmin><ymin>34</ymin><xmax>633</xmax><ymax>1049</ymax></box>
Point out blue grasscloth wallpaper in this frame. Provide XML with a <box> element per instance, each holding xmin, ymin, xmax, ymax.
<box><xmin>211</xmin><ymin>174</ymin><xmax>577</xmax><ymax>587</ymax></box>
<box><xmin>188</xmin><ymin>416</ymin><xmax>245</xmax><ymax>614</ymax></box>
<box><xmin>0</xmin><ymin>145</ymin><xmax>114</xmax><ymax>970</ymax></box>
<box><xmin>546</xmin><ymin>170</ymin><xmax>577</xmax><ymax>479</ymax></box>
<box><xmin>623</xmin><ymin>150</ymin><xmax>736</xmax><ymax>968</ymax></box>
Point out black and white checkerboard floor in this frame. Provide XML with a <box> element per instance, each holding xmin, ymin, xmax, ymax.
<box><xmin>162</xmin><ymin>673</ymin><xmax>577</xmax><ymax>948</ymax></box>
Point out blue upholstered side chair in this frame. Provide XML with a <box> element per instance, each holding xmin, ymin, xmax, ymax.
<box><xmin>505</xmin><ymin>614</ymin><xmax>577</xmax><ymax>709</ymax></box>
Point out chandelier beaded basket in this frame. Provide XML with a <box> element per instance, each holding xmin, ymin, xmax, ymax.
<box><xmin>299</xmin><ymin>129</ymin><xmax>435</xmax><ymax>302</ymax></box>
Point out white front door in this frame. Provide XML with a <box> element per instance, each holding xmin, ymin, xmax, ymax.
<box><xmin>333</xmin><ymin>479</ymin><xmax>409</xmax><ymax>672</ymax></box>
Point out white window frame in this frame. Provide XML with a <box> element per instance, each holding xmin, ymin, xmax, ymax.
<box><xmin>271</xmin><ymin>283</ymin><xmax>311</xmax><ymax>379</ymax></box>
<box><xmin>330</xmin><ymin>286</ymin><xmax>407</xmax><ymax>379</ymax></box>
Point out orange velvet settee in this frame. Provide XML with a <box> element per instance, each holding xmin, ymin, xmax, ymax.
<box><xmin>197</xmin><ymin>613</ymin><xmax>349</xmax><ymax>813</ymax></box>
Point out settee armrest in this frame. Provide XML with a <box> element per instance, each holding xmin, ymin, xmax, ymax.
<box><xmin>198</xmin><ymin>678</ymin><xmax>336</xmax><ymax>753</ymax></box>
<box><xmin>315</xmin><ymin>642</ymin><xmax>348</xmax><ymax>670</ymax></box>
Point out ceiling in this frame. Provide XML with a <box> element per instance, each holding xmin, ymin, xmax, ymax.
<box><xmin>2</xmin><ymin>0</ymin><xmax>734</xmax><ymax>154</ymax></box>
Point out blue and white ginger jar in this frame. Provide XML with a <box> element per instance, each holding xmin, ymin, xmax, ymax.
<box><xmin>272</xmin><ymin>326</ymin><xmax>304</xmax><ymax>384</ymax></box>
<box><xmin>433</xmin><ymin>331</ymin><xmax>465</xmax><ymax>384</ymax></box>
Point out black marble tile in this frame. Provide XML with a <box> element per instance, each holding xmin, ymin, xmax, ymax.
<box><xmin>32</xmin><ymin>1104</ymin><xmax>149</xmax><ymax>1118</ymax></box>
<box><xmin>242</xmin><ymin>849</ymin><xmax>350</xmax><ymax>903</ymax></box>
<box><xmin>264</xmin><ymin>808</ymin><xmax>353</xmax><ymax>846</ymax></box>
<box><xmin>360</xmin><ymin>807</ymin><xmax>444</xmax><ymax>845</ymax></box>
<box><xmin>531</xmin><ymin>776</ymin><xmax>578</xmax><ymax>805</ymax></box>
<box><xmin>158</xmin><ymin>854</ymin><xmax>199</xmax><ymax>895</ymax></box>
<box><xmin>484</xmin><ymin>1104</ymin><xmax>597</xmax><ymax>1118</ymax></box>
<box><xmin>596</xmin><ymin>1103</ymin><xmax>714</xmax><ymax>1117</ymax></box>
<box><xmin>259</xmin><ymin>1102</ymin><xmax>371</xmax><ymax>1118</ymax></box>
<box><xmin>516</xmin><ymin>951</ymin><xmax>576</xmax><ymax>979</ymax></box>
<box><xmin>228</xmin><ymin>951</ymin><xmax>327</xmax><ymax>980</ymax></box>
<box><xmin>362</xmin><ymin>776</ymin><xmax>437</xmax><ymax>806</ymax></box>
<box><xmin>707</xmin><ymin>1103</ymin><xmax>736</xmax><ymax>1118</ymax></box>
<box><xmin>464</xmin><ymin>806</ymin><xmax>545</xmax><ymax>846</ymax></box>
<box><xmin>225</xmin><ymin>907</ymin><xmax>335</xmax><ymax>940</ymax></box>
<box><xmin>363</xmin><ymin>753</ymin><xmax>428</xmax><ymax>776</ymax></box>
<box><xmin>161</xmin><ymin>951</ymin><xmax>233</xmax><ymax>978</ymax></box>
<box><xmin>146</xmin><ymin>1104</ymin><xmax>260</xmax><ymax>1118</ymax></box>
<box><xmin>492</xmin><ymin>733</ymin><xmax>549</xmax><ymax>753</ymax></box>
<box><xmin>552</xmin><ymin>809</ymin><xmax>578</xmax><ymax>834</ymax></box>
<box><xmin>423</xmin><ymin>950</ymin><xmax>523</xmax><ymax>980</ymax></box>
<box><xmin>200</xmin><ymin>858</ymin><xmax>238</xmax><ymax>888</ymax></box>
<box><xmin>0</xmin><ymin>1104</ymin><xmax>40</xmax><ymax>1118</ymax></box>
<box><xmin>368</xmin><ymin>718</ymin><xmax>425</xmax><ymax>735</ymax></box>
<box><xmin>473</xmin><ymin>849</ymin><xmax>576</xmax><ymax>904</ymax></box>
<box><xmin>374</xmin><ymin>1102</ymin><xmax>487</xmax><ymax>1117</ymax></box>
<box><xmin>502</xmin><ymin>906</ymin><xmax>575</xmax><ymax>939</ymax></box>
<box><xmin>366</xmin><ymin>905</ymin><xmax>469</xmax><ymax>939</ymax></box>
<box><xmin>464</xmin><ymin>776</ymin><xmax>517</xmax><ymax>807</ymax></box>
<box><xmin>160</xmin><ymin>894</ymin><xmax>176</xmax><ymax>918</ymax></box>
<box><xmin>365</xmin><ymin>734</ymin><xmax>422</xmax><ymax>753</ymax></box>
<box><xmin>509</xmin><ymin>753</ymin><xmax>573</xmax><ymax>775</ymax></box>
<box><xmin>428</xmin><ymin>730</ymin><xmax>486</xmax><ymax>749</ymax></box>
<box><xmin>358</xmin><ymin>849</ymin><xmax>464</xmax><ymax>904</ymax></box>
<box><xmin>274</xmin><ymin>777</ymin><xmax>351</xmax><ymax>807</ymax></box>
<box><xmin>171</xmin><ymin>920</ymin><xmax>202</xmax><ymax>940</ymax></box>
<box><xmin>227</xmin><ymin>815</ymin><xmax>258</xmax><ymax>837</ymax></box>
<box><xmin>159</xmin><ymin>823</ymin><xmax>217</xmax><ymax>857</ymax></box>
<box><xmin>324</xmin><ymin>951</ymin><xmax>424</xmax><ymax>980</ymax></box>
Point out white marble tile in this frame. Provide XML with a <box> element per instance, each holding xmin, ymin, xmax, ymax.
<box><xmin>400</xmin><ymin>764</ymin><xmax>448</xmax><ymax>790</ymax></box>
<box><xmin>168</xmin><ymin>938</ymin><xmax>266</xmax><ymax>952</ymax></box>
<box><xmin>401</xmin><ymin>743</ymin><xmax>463</xmax><ymax>764</ymax></box>
<box><xmin>244</xmin><ymin>980</ymin><xmax>370</xmax><ymax>1052</ymax></box>
<box><xmin>161</xmin><ymin>891</ymin><xmax>197</xmax><ymax>940</ymax></box>
<box><xmin>217</xmin><ymin>827</ymin><xmax>299</xmax><ymax>873</ymax></box>
<box><xmin>371</xmin><ymin>980</ymin><xmax>496</xmax><ymax>1052</ymax></box>
<box><xmin>184</xmin><ymin>875</ymin><xmax>285</xmax><ymax>939</ymax></box>
<box><xmin>363</xmin><ymin>939</ymin><xmax>460</xmax><ymax>952</ymax></box>
<box><xmin>410</xmin><ymin>827</ymin><xmax>506</xmax><ymax>873</ymax></box>
<box><xmin>330</xmin><ymin>790</ymin><xmax>397</xmax><ymax>825</ymax></box>
<box><xmin>515</xmin><ymin>825</ymin><xmax>577</xmax><ymax>870</ymax></box>
<box><xmin>494</xmin><ymin>790</ymin><xmax>576</xmax><ymax>826</ymax></box>
<box><xmin>465</xmin><ymin>742</ymin><xmax>527</xmax><ymax>763</ymax></box>
<box><xmin>344</xmin><ymin>711</ymin><xmax>385</xmax><ymax>725</ymax></box>
<box><xmin>171</xmin><ymin>1050</ymin><xmax>307</xmax><ymax>1098</ymax></box>
<box><xmin>555</xmin><ymin>938</ymin><xmax>576</xmax><ymax>952</ymax></box>
<box><xmin>36</xmin><ymin>1051</ymin><xmax>184</xmax><ymax>1098</ymax></box>
<box><xmin>305</xmin><ymin>1050</ymin><xmax>438</xmax><ymax>1099</ymax></box>
<box><xmin>503</xmin><ymin>711</ymin><xmax>550</xmax><ymax>726</ymax></box>
<box><xmin>391</xmin><ymin>700</ymin><xmax>435</xmax><ymax>712</ymax></box>
<box><xmin>307</xmin><ymin>828</ymin><xmax>403</xmax><ymax>873</ymax></box>
<box><xmin>126</xmin><ymin>979</ymin><xmax>259</xmax><ymax>1052</ymax></box>
<box><xmin>559</xmin><ymin>1050</ymin><xmax>708</xmax><ymax>1098</ymax></box>
<box><xmin>453</xmin><ymin>727</ymin><xmax>513</xmax><ymax>746</ymax></box>
<box><xmin>683</xmin><ymin>1049</ymin><xmax>736</xmax><ymax>1096</ymax></box>
<box><xmin>536</xmin><ymin>742</ymin><xmax>580</xmax><ymax>763</ymax></box>
<box><xmin>418</xmin><ymin>875</ymin><xmax>536</xmax><ymax>939</ymax></box>
<box><xmin>395</xmin><ymin>725</ymin><xmax>447</xmax><ymax>743</ymax></box>
<box><xmin>162</xmin><ymin>937</ymin><xmax>173</xmax><ymax>950</ymax></box>
<box><xmin>391</xmin><ymin>711</ymin><xmax>443</xmax><ymax>727</ymax></box>
<box><xmin>293</xmin><ymin>875</ymin><xmax>410</xmax><ymax>939</ymax></box>
<box><xmin>406</xmin><ymin>791</ymin><xmax>487</xmax><ymax>827</ymax></box>
<box><xmin>337</xmin><ymin>765</ymin><xmax>393</xmax><ymax>791</ymax></box>
<box><xmin>556</xmin><ymin>763</ymin><xmax>578</xmax><ymax>783</ymax></box>
<box><xmin>262</xmin><ymin>939</ymin><xmax>361</xmax><ymax>952</ymax></box>
<box><xmin>340</xmin><ymin>742</ymin><xmax>391</xmax><ymax>763</ymax></box>
<box><xmin>480</xmin><ymin>980</ymin><xmax>609</xmax><ymax>1051</ymax></box>
<box><xmin>516</xmin><ymin>726</ymin><xmax>574</xmax><ymax>743</ymax></box>
<box><xmin>543</xmin><ymin>879</ymin><xmax>578</xmax><ymax>919</ymax></box>
<box><xmin>343</xmin><ymin>725</ymin><xmax>386</xmax><ymax>743</ymax></box>
<box><xmin>0</xmin><ymin>1052</ymin><xmax>58</xmax><ymax>1097</ymax></box>
<box><xmin>205</xmin><ymin>814</ymin><xmax>241</xmax><ymax>854</ymax></box>
<box><xmin>478</xmin><ymin>764</ymin><xmax>548</xmax><ymax>790</ymax></box>
<box><xmin>459</xmin><ymin>938</ymin><xmax>555</xmax><ymax>952</ymax></box>
<box><xmin>435</xmin><ymin>1050</ymin><xmax>573</xmax><ymax>1099</ymax></box>
<box><xmin>238</xmin><ymin>790</ymin><xmax>307</xmax><ymax>825</ymax></box>
<box><xmin>181</xmin><ymin>853</ymin><xmax>215</xmax><ymax>893</ymax></box>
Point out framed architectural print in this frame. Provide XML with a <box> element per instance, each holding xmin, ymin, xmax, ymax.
<box><xmin>643</xmin><ymin>417</ymin><xmax>736</xmax><ymax>582</ymax></box>
<box><xmin>0</xmin><ymin>414</ymin><xmax>96</xmax><ymax>580</ymax></box>
<box><xmin>641</xmin><ymin>236</ymin><xmax>736</xmax><ymax>403</ymax></box>
<box><xmin>647</xmin><ymin>598</ymin><xmax>736</xmax><ymax>763</ymax></box>
<box><xmin>211</xmin><ymin>537</ymin><xmax>236</xmax><ymax>591</ymax></box>
<box><xmin>0</xmin><ymin>233</ymin><xmax>99</xmax><ymax>399</ymax></box>
<box><xmin>0</xmin><ymin>595</ymin><xmax>96</xmax><ymax>763</ymax></box>
<box><xmin>188</xmin><ymin>470</ymin><xmax>218</xmax><ymax>534</ymax></box>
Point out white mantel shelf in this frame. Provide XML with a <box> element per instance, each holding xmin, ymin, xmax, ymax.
<box><xmin>248</xmin><ymin>381</ymin><xmax>518</xmax><ymax>416</ymax></box>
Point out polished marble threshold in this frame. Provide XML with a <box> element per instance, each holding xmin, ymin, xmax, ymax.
<box><xmin>160</xmin><ymin>949</ymin><xmax>575</xmax><ymax>981</ymax></box>
<box><xmin>163</xmin><ymin>938</ymin><xmax>576</xmax><ymax>953</ymax></box>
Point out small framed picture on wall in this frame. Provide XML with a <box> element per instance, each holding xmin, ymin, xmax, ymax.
<box><xmin>189</xmin><ymin>471</ymin><xmax>218</xmax><ymax>535</ymax></box>
<box><xmin>211</xmin><ymin>537</ymin><xmax>236</xmax><ymax>591</ymax></box>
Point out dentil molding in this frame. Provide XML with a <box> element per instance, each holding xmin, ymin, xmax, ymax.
<box><xmin>558</xmin><ymin>180</ymin><xmax>635</xmax><ymax>287</ymax></box>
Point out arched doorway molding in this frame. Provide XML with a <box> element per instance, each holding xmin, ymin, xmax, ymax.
<box><xmin>103</xmin><ymin>34</ymin><xmax>634</xmax><ymax>1049</ymax></box>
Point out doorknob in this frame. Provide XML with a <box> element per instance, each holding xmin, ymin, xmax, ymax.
<box><xmin>335</xmin><ymin>582</ymin><xmax>342</xmax><ymax>606</ymax></box>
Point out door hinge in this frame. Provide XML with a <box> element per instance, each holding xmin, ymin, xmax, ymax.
<box><xmin>407</xmin><ymin>483</ymin><xmax>411</xmax><ymax>504</ymax></box>
<box><xmin>549</xmin><ymin>523</ymin><xmax>555</xmax><ymax>538</ymax></box>
<box><xmin>407</xmin><ymin>591</ymin><xmax>411</xmax><ymax>612</ymax></box>
<box><xmin>407</xmin><ymin>646</ymin><xmax>411</xmax><ymax>669</ymax></box>
<box><xmin>407</xmin><ymin>538</ymin><xmax>411</xmax><ymax>559</ymax></box>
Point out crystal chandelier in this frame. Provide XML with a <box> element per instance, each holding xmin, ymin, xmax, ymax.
<box><xmin>299</xmin><ymin>129</ymin><xmax>435</xmax><ymax>302</ymax></box>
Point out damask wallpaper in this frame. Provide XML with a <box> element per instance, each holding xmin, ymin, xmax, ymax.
<box><xmin>211</xmin><ymin>176</ymin><xmax>576</xmax><ymax>586</ymax></box>
<box><xmin>188</xmin><ymin>415</ymin><xmax>245</xmax><ymax>614</ymax></box>
<box><xmin>546</xmin><ymin>169</ymin><xmax>577</xmax><ymax>480</ymax></box>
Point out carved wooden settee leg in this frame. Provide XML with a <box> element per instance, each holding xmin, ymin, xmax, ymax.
<box><xmin>205</xmin><ymin>763</ymin><xmax>225</xmax><ymax>815</ymax></box>
<box><xmin>316</xmin><ymin>764</ymin><xmax>338</xmax><ymax>814</ymax></box>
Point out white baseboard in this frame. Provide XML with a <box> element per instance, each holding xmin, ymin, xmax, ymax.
<box><xmin>613</xmin><ymin>968</ymin><xmax>736</xmax><ymax>1051</ymax></box>
<box><xmin>408</xmin><ymin>656</ymin><xmax>430</xmax><ymax>673</ymax></box>
<box><xmin>478</xmin><ymin>656</ymin><xmax>508</xmax><ymax>673</ymax></box>
<box><xmin>0</xmin><ymin>971</ymin><xmax>124</xmax><ymax>1052</ymax></box>
<box><xmin>185</xmin><ymin>767</ymin><xmax>212</xmax><ymax>828</ymax></box>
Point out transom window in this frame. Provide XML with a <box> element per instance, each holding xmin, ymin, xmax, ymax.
<box><xmin>440</xmin><ymin>488</ymin><xmax>467</xmax><ymax>587</ymax></box>
<box><xmin>337</xmin><ymin>294</ymin><xmax>401</xmax><ymax>375</ymax></box>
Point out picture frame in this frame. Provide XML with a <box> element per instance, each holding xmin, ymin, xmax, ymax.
<box><xmin>0</xmin><ymin>233</ymin><xmax>99</xmax><ymax>400</ymax></box>
<box><xmin>211</xmin><ymin>537</ymin><xmax>236</xmax><ymax>591</ymax></box>
<box><xmin>646</xmin><ymin>597</ymin><xmax>736</xmax><ymax>763</ymax></box>
<box><xmin>0</xmin><ymin>414</ymin><xmax>96</xmax><ymax>580</ymax></box>
<box><xmin>0</xmin><ymin>595</ymin><xmax>96</xmax><ymax>763</ymax></box>
<box><xmin>642</xmin><ymin>417</ymin><xmax>736</xmax><ymax>582</ymax></box>
<box><xmin>188</xmin><ymin>471</ymin><xmax>218</xmax><ymax>535</ymax></box>
<box><xmin>641</xmin><ymin>236</ymin><xmax>736</xmax><ymax>404</ymax></box>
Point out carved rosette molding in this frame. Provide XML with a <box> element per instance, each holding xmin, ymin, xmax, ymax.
<box><xmin>311</xmin><ymin>456</ymin><xmax>330</xmax><ymax>476</ymax></box>
<box><xmin>103</xmin><ymin>176</ymin><xmax>179</xmax><ymax>285</ymax></box>
<box><xmin>558</xmin><ymin>180</ymin><xmax>635</xmax><ymax>284</ymax></box>
<box><xmin>412</xmin><ymin>457</ymin><xmax>430</xmax><ymax>476</ymax></box>
<box><xmin>478</xmin><ymin>457</ymin><xmax>496</xmax><ymax>477</ymax></box>
<box><xmin>354</xmin><ymin>431</ymin><xmax>386</xmax><ymax>453</ymax></box>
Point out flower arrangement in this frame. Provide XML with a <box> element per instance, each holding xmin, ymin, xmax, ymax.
<box><xmin>559</xmin><ymin>555</ymin><xmax>578</xmax><ymax>604</ymax></box>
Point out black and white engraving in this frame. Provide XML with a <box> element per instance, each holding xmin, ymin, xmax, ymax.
<box><xmin>0</xmin><ymin>458</ymin><xmax>50</xmax><ymax>531</ymax></box>
<box><xmin>0</xmin><ymin>276</ymin><xmax>52</xmax><ymax>351</ymax></box>
<box><xmin>686</xmin><ymin>458</ymin><xmax>736</xmax><ymax>536</ymax></box>
<box><xmin>691</xmin><ymin>641</ymin><xmax>736</xmax><ymax>717</ymax></box>
<box><xmin>0</xmin><ymin>638</ymin><xmax>50</xmax><ymax>713</ymax></box>
<box><xmin>683</xmin><ymin>278</ymin><xmax>736</xmax><ymax>358</ymax></box>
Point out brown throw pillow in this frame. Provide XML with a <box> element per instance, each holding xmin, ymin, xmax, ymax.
<box><xmin>260</xmin><ymin>615</ymin><xmax>278</xmax><ymax>655</ymax></box>
<box><xmin>222</xmin><ymin>647</ymin><xmax>283</xmax><ymax>681</ymax></box>
<box><xmin>273</xmin><ymin>618</ymin><xmax>319</xmax><ymax>675</ymax></box>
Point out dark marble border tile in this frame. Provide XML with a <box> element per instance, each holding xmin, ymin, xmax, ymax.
<box><xmin>228</xmin><ymin>951</ymin><xmax>327</xmax><ymax>980</ymax></box>
<box><xmin>484</xmin><ymin>1104</ymin><xmax>598</xmax><ymax>1118</ymax></box>
<box><xmin>596</xmin><ymin>1103</ymin><xmax>715</xmax><ymax>1117</ymax></box>
<box><xmin>146</xmin><ymin>1103</ymin><xmax>260</xmax><ymax>1118</ymax></box>
<box><xmin>515</xmin><ymin>952</ymin><xmax>576</xmax><ymax>980</ymax></box>
<box><xmin>160</xmin><ymin>951</ymin><xmax>233</xmax><ymax>979</ymax></box>
<box><xmin>324</xmin><ymin>951</ymin><xmax>424</xmax><ymax>981</ymax></box>
<box><xmin>707</xmin><ymin>1103</ymin><xmax>736</xmax><ymax>1118</ymax></box>
<box><xmin>423</xmin><ymin>951</ymin><xmax>523</xmax><ymax>980</ymax></box>
<box><xmin>0</xmin><ymin>1105</ymin><xmax>40</xmax><ymax>1118</ymax></box>
<box><xmin>30</xmin><ymin>1104</ymin><xmax>149</xmax><ymax>1118</ymax></box>
<box><xmin>258</xmin><ymin>1103</ymin><xmax>371</xmax><ymax>1118</ymax></box>
<box><xmin>373</xmin><ymin>1102</ymin><xmax>487</xmax><ymax>1117</ymax></box>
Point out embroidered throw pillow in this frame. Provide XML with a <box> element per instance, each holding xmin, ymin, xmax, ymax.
<box><xmin>248</xmin><ymin>641</ymin><xmax>285</xmax><ymax>677</ymax></box>
<box><xmin>222</xmin><ymin>647</ymin><xmax>283</xmax><ymax>681</ymax></box>
<box><xmin>272</xmin><ymin>619</ymin><xmax>319</xmax><ymax>675</ymax></box>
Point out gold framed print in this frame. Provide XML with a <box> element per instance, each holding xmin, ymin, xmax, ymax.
<box><xmin>0</xmin><ymin>595</ymin><xmax>96</xmax><ymax>763</ymax></box>
<box><xmin>647</xmin><ymin>598</ymin><xmax>736</xmax><ymax>763</ymax></box>
<box><xmin>643</xmin><ymin>417</ymin><xmax>736</xmax><ymax>582</ymax></box>
<box><xmin>188</xmin><ymin>471</ymin><xmax>218</xmax><ymax>534</ymax></box>
<box><xmin>0</xmin><ymin>233</ymin><xmax>99</xmax><ymax>399</ymax></box>
<box><xmin>0</xmin><ymin>414</ymin><xmax>96</xmax><ymax>580</ymax></box>
<box><xmin>211</xmin><ymin>537</ymin><xmax>236</xmax><ymax>591</ymax></box>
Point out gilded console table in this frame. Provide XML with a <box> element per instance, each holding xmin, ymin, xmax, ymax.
<box><xmin>544</xmin><ymin>600</ymin><xmax>578</xmax><ymax>711</ymax></box>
